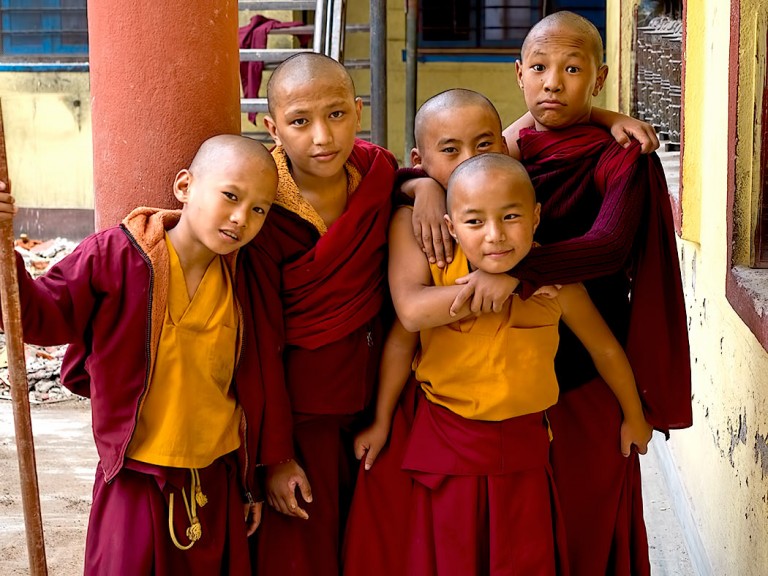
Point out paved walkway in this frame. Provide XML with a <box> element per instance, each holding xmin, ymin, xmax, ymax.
<box><xmin>643</xmin><ymin>433</ymin><xmax>695</xmax><ymax>575</ymax></box>
<box><xmin>0</xmin><ymin>401</ymin><xmax>698</xmax><ymax>575</ymax></box>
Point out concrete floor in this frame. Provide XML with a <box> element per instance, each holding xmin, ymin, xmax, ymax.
<box><xmin>643</xmin><ymin>436</ymin><xmax>696</xmax><ymax>575</ymax></box>
<box><xmin>0</xmin><ymin>401</ymin><xmax>697</xmax><ymax>575</ymax></box>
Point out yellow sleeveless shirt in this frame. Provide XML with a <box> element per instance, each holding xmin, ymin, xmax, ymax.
<box><xmin>414</xmin><ymin>245</ymin><xmax>561</xmax><ymax>421</ymax></box>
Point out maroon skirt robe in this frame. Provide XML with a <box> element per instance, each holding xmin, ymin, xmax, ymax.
<box><xmin>85</xmin><ymin>455</ymin><xmax>250</xmax><ymax>576</ymax></box>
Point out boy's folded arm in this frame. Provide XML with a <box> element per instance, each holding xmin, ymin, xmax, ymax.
<box><xmin>388</xmin><ymin>208</ymin><xmax>472</xmax><ymax>331</ymax></box>
<box><xmin>558</xmin><ymin>283</ymin><xmax>652</xmax><ymax>454</ymax></box>
<box><xmin>590</xmin><ymin>107</ymin><xmax>660</xmax><ymax>154</ymax></box>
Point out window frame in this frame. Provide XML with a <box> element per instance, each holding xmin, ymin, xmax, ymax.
<box><xmin>0</xmin><ymin>0</ymin><xmax>88</xmax><ymax>61</ymax></box>
<box><xmin>725</xmin><ymin>0</ymin><xmax>768</xmax><ymax>349</ymax></box>
<box><xmin>417</xmin><ymin>0</ymin><xmax>606</xmax><ymax>54</ymax></box>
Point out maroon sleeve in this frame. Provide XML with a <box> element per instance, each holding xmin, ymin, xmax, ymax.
<box><xmin>515</xmin><ymin>146</ymin><xmax>648</xmax><ymax>298</ymax></box>
<box><xmin>243</xmin><ymin>224</ymin><xmax>296</xmax><ymax>467</ymax></box>
<box><xmin>6</xmin><ymin>235</ymin><xmax>102</xmax><ymax>345</ymax></box>
<box><xmin>393</xmin><ymin>167</ymin><xmax>430</xmax><ymax>207</ymax></box>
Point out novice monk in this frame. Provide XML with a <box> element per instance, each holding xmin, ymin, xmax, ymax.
<box><xmin>444</xmin><ymin>12</ymin><xmax>689</xmax><ymax>576</ymax></box>
<box><xmin>0</xmin><ymin>135</ymin><xmax>284</xmax><ymax>575</ymax></box>
<box><xmin>244</xmin><ymin>53</ymin><xmax>399</xmax><ymax>576</ymax></box>
<box><xmin>344</xmin><ymin>88</ymin><xmax>514</xmax><ymax>576</ymax></box>
<box><xmin>380</xmin><ymin>152</ymin><xmax>652</xmax><ymax>576</ymax></box>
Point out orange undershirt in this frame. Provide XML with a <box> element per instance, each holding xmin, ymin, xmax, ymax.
<box><xmin>414</xmin><ymin>244</ymin><xmax>562</xmax><ymax>421</ymax></box>
<box><xmin>126</xmin><ymin>234</ymin><xmax>241</xmax><ymax>468</ymax></box>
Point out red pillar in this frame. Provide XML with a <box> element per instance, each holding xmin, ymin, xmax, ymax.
<box><xmin>88</xmin><ymin>1</ymin><xmax>242</xmax><ymax>229</ymax></box>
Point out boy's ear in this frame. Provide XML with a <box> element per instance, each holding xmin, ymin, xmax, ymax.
<box><xmin>173</xmin><ymin>169</ymin><xmax>192</xmax><ymax>204</ymax></box>
<box><xmin>410</xmin><ymin>147</ymin><xmax>423</xmax><ymax>169</ymax></box>
<box><xmin>515</xmin><ymin>60</ymin><xmax>524</xmax><ymax>89</ymax></box>
<box><xmin>263</xmin><ymin>115</ymin><xmax>282</xmax><ymax>146</ymax></box>
<box><xmin>532</xmin><ymin>202</ymin><xmax>541</xmax><ymax>234</ymax></box>
<box><xmin>593</xmin><ymin>64</ymin><xmax>609</xmax><ymax>96</ymax></box>
<box><xmin>354</xmin><ymin>97</ymin><xmax>364</xmax><ymax>131</ymax></box>
<box><xmin>444</xmin><ymin>214</ymin><xmax>457</xmax><ymax>239</ymax></box>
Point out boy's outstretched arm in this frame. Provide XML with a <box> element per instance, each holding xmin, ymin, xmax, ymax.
<box><xmin>354</xmin><ymin>319</ymin><xmax>418</xmax><ymax>470</ymax></box>
<box><xmin>558</xmin><ymin>283</ymin><xmax>653</xmax><ymax>456</ymax></box>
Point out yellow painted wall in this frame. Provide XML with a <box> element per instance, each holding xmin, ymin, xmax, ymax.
<box><xmin>6</xmin><ymin>4</ymin><xmax>613</xmax><ymax>212</ymax></box>
<box><xmin>634</xmin><ymin>0</ymin><xmax>768</xmax><ymax>572</ymax></box>
<box><xmin>0</xmin><ymin>72</ymin><xmax>93</xmax><ymax>209</ymax></box>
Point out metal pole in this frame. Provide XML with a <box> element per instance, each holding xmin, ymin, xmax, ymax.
<box><xmin>370</xmin><ymin>0</ymin><xmax>387</xmax><ymax>148</ymax></box>
<box><xmin>0</xmin><ymin>100</ymin><xmax>48</xmax><ymax>575</ymax></box>
<box><xmin>404</xmin><ymin>0</ymin><xmax>418</xmax><ymax>165</ymax></box>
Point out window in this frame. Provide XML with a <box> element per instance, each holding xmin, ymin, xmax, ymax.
<box><xmin>725</xmin><ymin>1</ymin><xmax>768</xmax><ymax>348</ymax></box>
<box><xmin>1</xmin><ymin>0</ymin><xmax>88</xmax><ymax>59</ymax></box>
<box><xmin>419</xmin><ymin>0</ymin><xmax>605</xmax><ymax>52</ymax></box>
<box><xmin>754</xmin><ymin>53</ymin><xmax>768</xmax><ymax>269</ymax></box>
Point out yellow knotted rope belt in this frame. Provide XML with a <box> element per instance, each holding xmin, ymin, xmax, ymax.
<box><xmin>168</xmin><ymin>468</ymin><xmax>209</xmax><ymax>550</ymax></box>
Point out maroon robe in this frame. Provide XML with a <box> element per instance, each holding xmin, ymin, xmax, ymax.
<box><xmin>85</xmin><ymin>454</ymin><xmax>250</xmax><ymax>575</ymax></box>
<box><xmin>512</xmin><ymin>125</ymin><xmax>691</xmax><ymax>576</ymax></box>
<box><xmin>343</xmin><ymin>377</ymin><xmax>420</xmax><ymax>576</ymax></box>
<box><xmin>401</xmin><ymin>397</ymin><xmax>568</xmax><ymax>576</ymax></box>
<box><xmin>245</xmin><ymin>139</ymin><xmax>397</xmax><ymax>576</ymax></box>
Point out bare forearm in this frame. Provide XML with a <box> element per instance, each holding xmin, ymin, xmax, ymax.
<box><xmin>374</xmin><ymin>323</ymin><xmax>418</xmax><ymax>425</ymax></box>
<box><xmin>592</xmin><ymin>348</ymin><xmax>645</xmax><ymax>420</ymax></box>
<box><xmin>589</xmin><ymin>106</ymin><xmax>620</xmax><ymax>127</ymax></box>
<box><xmin>395</xmin><ymin>284</ymin><xmax>473</xmax><ymax>331</ymax></box>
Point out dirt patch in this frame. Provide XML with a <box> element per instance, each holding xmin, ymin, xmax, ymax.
<box><xmin>0</xmin><ymin>399</ymin><xmax>95</xmax><ymax>575</ymax></box>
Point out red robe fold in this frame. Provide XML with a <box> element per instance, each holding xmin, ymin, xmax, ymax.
<box><xmin>281</xmin><ymin>143</ymin><xmax>396</xmax><ymax>351</ymax></box>
<box><xmin>401</xmin><ymin>398</ymin><xmax>568</xmax><ymax>576</ymax></box>
<box><xmin>515</xmin><ymin>125</ymin><xmax>691</xmax><ymax>432</ymax></box>
<box><xmin>246</xmin><ymin>139</ymin><xmax>397</xmax><ymax>576</ymax></box>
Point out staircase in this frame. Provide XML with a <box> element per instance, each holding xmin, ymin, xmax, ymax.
<box><xmin>238</xmin><ymin>0</ymin><xmax>387</xmax><ymax>146</ymax></box>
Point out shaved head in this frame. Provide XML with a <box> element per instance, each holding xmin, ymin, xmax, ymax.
<box><xmin>266</xmin><ymin>53</ymin><xmax>356</xmax><ymax>116</ymax></box>
<box><xmin>189</xmin><ymin>134</ymin><xmax>275</xmax><ymax>177</ymax></box>
<box><xmin>446</xmin><ymin>153</ymin><xmax>534</xmax><ymax>213</ymax></box>
<box><xmin>521</xmin><ymin>11</ymin><xmax>603</xmax><ymax>65</ymax></box>
<box><xmin>414</xmin><ymin>89</ymin><xmax>502</xmax><ymax>149</ymax></box>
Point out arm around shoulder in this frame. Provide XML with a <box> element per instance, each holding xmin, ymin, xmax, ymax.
<box><xmin>388</xmin><ymin>207</ymin><xmax>472</xmax><ymax>331</ymax></box>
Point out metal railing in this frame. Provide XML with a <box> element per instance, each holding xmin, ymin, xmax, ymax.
<box><xmin>634</xmin><ymin>16</ymin><xmax>683</xmax><ymax>151</ymax></box>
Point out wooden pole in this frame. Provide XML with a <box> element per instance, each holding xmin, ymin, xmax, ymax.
<box><xmin>0</xmin><ymin>100</ymin><xmax>48</xmax><ymax>575</ymax></box>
